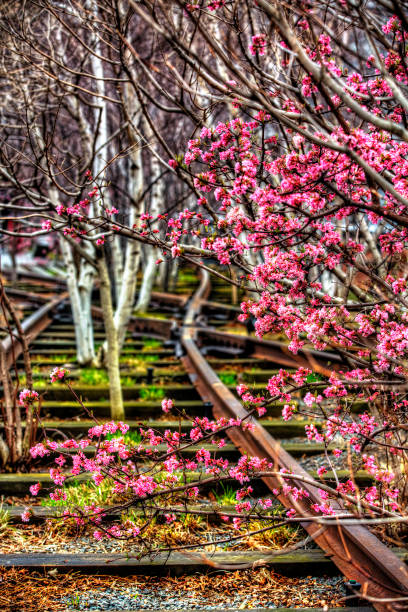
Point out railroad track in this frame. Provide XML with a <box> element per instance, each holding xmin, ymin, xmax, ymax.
<box><xmin>0</xmin><ymin>270</ymin><xmax>406</xmax><ymax>610</ymax></box>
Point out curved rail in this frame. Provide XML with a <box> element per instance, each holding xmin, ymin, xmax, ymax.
<box><xmin>181</xmin><ymin>270</ymin><xmax>408</xmax><ymax>612</ymax></box>
<box><xmin>1</xmin><ymin>290</ymin><xmax>69</xmax><ymax>369</ymax></box>
<box><xmin>197</xmin><ymin>327</ymin><xmax>343</xmax><ymax>376</ymax></box>
<box><xmin>3</xmin><ymin>269</ymin><xmax>190</xmax><ymax>308</ymax></box>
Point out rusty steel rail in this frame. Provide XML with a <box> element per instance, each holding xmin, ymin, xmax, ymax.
<box><xmin>197</xmin><ymin>327</ymin><xmax>343</xmax><ymax>375</ymax></box>
<box><xmin>0</xmin><ymin>287</ymin><xmax>57</xmax><ymax>304</ymax></box>
<box><xmin>198</xmin><ymin>297</ymin><xmax>345</xmax><ymax>375</ymax></box>
<box><xmin>181</xmin><ymin>270</ymin><xmax>408</xmax><ymax>612</ymax></box>
<box><xmin>3</xmin><ymin>270</ymin><xmax>189</xmax><ymax>309</ymax></box>
<box><xmin>2</xmin><ymin>270</ymin><xmax>67</xmax><ymax>290</ymax></box>
<box><xmin>2</xmin><ymin>271</ymin><xmax>186</xmax><ymax>358</ymax></box>
<box><xmin>1</xmin><ymin>290</ymin><xmax>69</xmax><ymax>369</ymax></box>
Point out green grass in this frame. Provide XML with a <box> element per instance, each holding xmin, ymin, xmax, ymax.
<box><xmin>106</xmin><ymin>430</ymin><xmax>142</xmax><ymax>445</ymax></box>
<box><xmin>78</xmin><ymin>369</ymin><xmax>145</xmax><ymax>387</ymax></box>
<box><xmin>0</xmin><ymin>504</ymin><xmax>10</xmax><ymax>535</ymax></box>
<box><xmin>119</xmin><ymin>354</ymin><xmax>159</xmax><ymax>365</ymax></box>
<box><xmin>306</xmin><ymin>372</ymin><xmax>323</xmax><ymax>383</ymax></box>
<box><xmin>135</xmin><ymin>312</ymin><xmax>168</xmax><ymax>320</ymax></box>
<box><xmin>79</xmin><ymin>369</ymin><xmax>109</xmax><ymax>386</ymax></box>
<box><xmin>31</xmin><ymin>353</ymin><xmax>75</xmax><ymax>363</ymax></box>
<box><xmin>214</xmin><ymin>484</ymin><xmax>237</xmax><ymax>506</ymax></box>
<box><xmin>139</xmin><ymin>385</ymin><xmax>165</xmax><ymax>401</ymax></box>
<box><xmin>218</xmin><ymin>372</ymin><xmax>238</xmax><ymax>386</ymax></box>
<box><xmin>142</xmin><ymin>338</ymin><xmax>162</xmax><ymax>350</ymax></box>
<box><xmin>41</xmin><ymin>478</ymin><xmax>116</xmax><ymax>507</ymax></box>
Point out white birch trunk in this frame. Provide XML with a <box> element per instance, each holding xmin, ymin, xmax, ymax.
<box><xmin>110</xmin><ymin>233</ymin><xmax>124</xmax><ymax>304</ymax></box>
<box><xmin>114</xmin><ymin>146</ymin><xmax>144</xmax><ymax>347</ymax></box>
<box><xmin>169</xmin><ymin>258</ymin><xmax>179</xmax><ymax>292</ymax></box>
<box><xmin>59</xmin><ymin>237</ymin><xmax>96</xmax><ymax>365</ymax></box>
<box><xmin>97</xmin><ymin>254</ymin><xmax>124</xmax><ymax>420</ymax></box>
<box><xmin>134</xmin><ymin>121</ymin><xmax>163</xmax><ymax>312</ymax></box>
<box><xmin>135</xmin><ymin>251</ymin><xmax>157</xmax><ymax>313</ymax></box>
<box><xmin>98</xmin><ymin>90</ymin><xmax>144</xmax><ymax>351</ymax></box>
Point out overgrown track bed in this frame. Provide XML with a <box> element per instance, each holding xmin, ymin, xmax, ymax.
<box><xmin>0</xmin><ymin>567</ymin><xmax>363</xmax><ymax>612</ymax></box>
<box><xmin>0</xmin><ymin>272</ymin><xmax>405</xmax><ymax>611</ymax></box>
<box><xmin>181</xmin><ymin>270</ymin><xmax>408</xmax><ymax>611</ymax></box>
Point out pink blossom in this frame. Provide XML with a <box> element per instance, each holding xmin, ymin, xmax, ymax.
<box><xmin>21</xmin><ymin>509</ymin><xmax>31</xmax><ymax>523</ymax></box>
<box><xmin>50</xmin><ymin>367</ymin><xmax>69</xmax><ymax>383</ymax></box>
<box><xmin>282</xmin><ymin>404</ymin><xmax>296</xmax><ymax>421</ymax></box>
<box><xmin>29</xmin><ymin>483</ymin><xmax>41</xmax><ymax>496</ymax></box>
<box><xmin>161</xmin><ymin>398</ymin><xmax>174</xmax><ymax>413</ymax></box>
<box><xmin>18</xmin><ymin>389</ymin><xmax>39</xmax><ymax>407</ymax></box>
<box><xmin>249</xmin><ymin>34</ymin><xmax>267</xmax><ymax>56</ymax></box>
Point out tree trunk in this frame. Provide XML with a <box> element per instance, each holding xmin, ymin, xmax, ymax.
<box><xmin>60</xmin><ymin>237</ymin><xmax>95</xmax><ymax>365</ymax></box>
<box><xmin>97</xmin><ymin>253</ymin><xmax>124</xmax><ymax>421</ymax></box>
<box><xmin>0</xmin><ymin>277</ymin><xmax>35</xmax><ymax>455</ymax></box>
<box><xmin>135</xmin><ymin>119</ymin><xmax>162</xmax><ymax>312</ymax></box>
<box><xmin>100</xmin><ymin>113</ymin><xmax>144</xmax><ymax>353</ymax></box>
<box><xmin>135</xmin><ymin>249</ymin><xmax>157</xmax><ymax>313</ymax></box>
<box><xmin>0</xmin><ymin>346</ymin><xmax>16</xmax><ymax>464</ymax></box>
<box><xmin>115</xmin><ymin>221</ymin><xmax>141</xmax><ymax>349</ymax></box>
<box><xmin>110</xmin><ymin>234</ymin><xmax>124</xmax><ymax>305</ymax></box>
<box><xmin>113</xmin><ymin>130</ymin><xmax>143</xmax><ymax>348</ymax></box>
<box><xmin>169</xmin><ymin>259</ymin><xmax>179</xmax><ymax>292</ymax></box>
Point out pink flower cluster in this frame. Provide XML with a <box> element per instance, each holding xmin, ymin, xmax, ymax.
<box><xmin>18</xmin><ymin>389</ymin><xmax>39</xmax><ymax>407</ymax></box>
<box><xmin>50</xmin><ymin>367</ymin><xmax>69</xmax><ymax>383</ymax></box>
<box><xmin>161</xmin><ymin>398</ymin><xmax>174</xmax><ymax>413</ymax></box>
<box><xmin>249</xmin><ymin>35</ymin><xmax>267</xmax><ymax>56</ymax></box>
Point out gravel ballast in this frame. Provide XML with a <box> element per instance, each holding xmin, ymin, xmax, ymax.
<box><xmin>60</xmin><ymin>575</ymin><xmax>346</xmax><ymax>610</ymax></box>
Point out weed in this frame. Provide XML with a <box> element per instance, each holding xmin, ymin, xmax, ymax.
<box><xmin>117</xmin><ymin>512</ymin><xmax>205</xmax><ymax>549</ymax></box>
<box><xmin>31</xmin><ymin>353</ymin><xmax>76</xmax><ymax>365</ymax></box>
<box><xmin>142</xmin><ymin>338</ymin><xmax>162</xmax><ymax>350</ymax></box>
<box><xmin>120</xmin><ymin>376</ymin><xmax>136</xmax><ymax>387</ymax></box>
<box><xmin>244</xmin><ymin>516</ymin><xmax>300</xmax><ymax>549</ymax></box>
<box><xmin>0</xmin><ymin>504</ymin><xmax>11</xmax><ymax>535</ymax></box>
<box><xmin>68</xmin><ymin>593</ymin><xmax>82</xmax><ymax>609</ymax></box>
<box><xmin>79</xmin><ymin>369</ymin><xmax>109</xmax><ymax>386</ymax></box>
<box><xmin>31</xmin><ymin>367</ymin><xmax>45</xmax><ymax>375</ymax></box>
<box><xmin>143</xmin><ymin>354</ymin><xmax>160</xmax><ymax>362</ymax></box>
<box><xmin>306</xmin><ymin>372</ymin><xmax>323</xmax><ymax>383</ymax></box>
<box><xmin>41</xmin><ymin>478</ymin><xmax>118</xmax><ymax>507</ymax></box>
<box><xmin>214</xmin><ymin>484</ymin><xmax>237</xmax><ymax>506</ymax></box>
<box><xmin>219</xmin><ymin>372</ymin><xmax>238</xmax><ymax>386</ymax></box>
<box><xmin>136</xmin><ymin>312</ymin><xmax>168</xmax><ymax>320</ymax></box>
<box><xmin>139</xmin><ymin>385</ymin><xmax>165</xmax><ymax>401</ymax></box>
<box><xmin>119</xmin><ymin>354</ymin><xmax>159</xmax><ymax>365</ymax></box>
<box><xmin>106</xmin><ymin>430</ymin><xmax>142</xmax><ymax>446</ymax></box>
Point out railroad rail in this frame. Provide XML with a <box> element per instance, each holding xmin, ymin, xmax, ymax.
<box><xmin>1</xmin><ymin>290</ymin><xmax>69</xmax><ymax>369</ymax></box>
<box><xmin>181</xmin><ymin>270</ymin><xmax>408</xmax><ymax>612</ymax></box>
<box><xmin>0</xmin><ymin>272</ymin><xmax>407</xmax><ymax>611</ymax></box>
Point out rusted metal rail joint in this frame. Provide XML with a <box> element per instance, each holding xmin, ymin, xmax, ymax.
<box><xmin>181</xmin><ymin>270</ymin><xmax>408</xmax><ymax>611</ymax></box>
